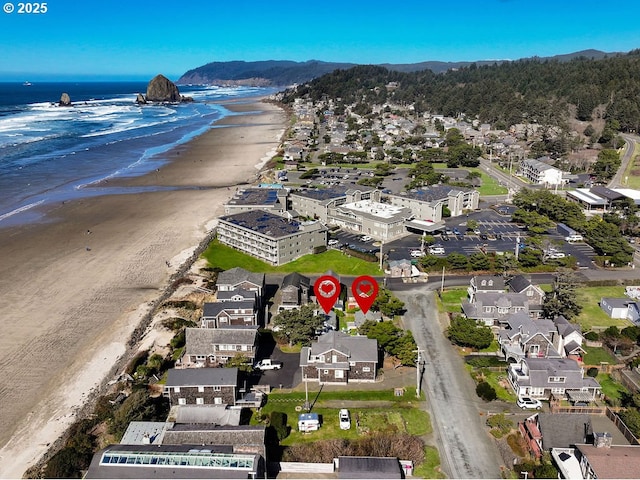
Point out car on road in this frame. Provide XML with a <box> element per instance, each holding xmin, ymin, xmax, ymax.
<box><xmin>360</xmin><ymin>235</ymin><xmax>373</xmax><ymax>242</ymax></box>
<box><xmin>410</xmin><ymin>249</ymin><xmax>423</xmax><ymax>258</ymax></box>
<box><xmin>517</xmin><ymin>397</ymin><xmax>542</xmax><ymax>410</ymax></box>
<box><xmin>339</xmin><ymin>409</ymin><xmax>351</xmax><ymax>430</ymax></box>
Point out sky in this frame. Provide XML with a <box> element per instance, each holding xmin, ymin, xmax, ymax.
<box><xmin>1</xmin><ymin>0</ymin><xmax>640</xmax><ymax>81</ymax></box>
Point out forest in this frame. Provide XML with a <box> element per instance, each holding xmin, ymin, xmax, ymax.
<box><xmin>281</xmin><ymin>50</ymin><xmax>640</xmax><ymax>133</ymax></box>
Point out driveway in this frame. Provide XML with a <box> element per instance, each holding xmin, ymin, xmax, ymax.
<box><xmin>395</xmin><ymin>288</ymin><xmax>505</xmax><ymax>479</ymax></box>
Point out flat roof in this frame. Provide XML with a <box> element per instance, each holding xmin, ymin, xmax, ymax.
<box><xmin>226</xmin><ymin>188</ymin><xmax>283</xmax><ymax>206</ymax></box>
<box><xmin>220</xmin><ymin>210</ymin><xmax>321</xmax><ymax>238</ymax></box>
<box><xmin>340</xmin><ymin>200</ymin><xmax>407</xmax><ymax>219</ymax></box>
<box><xmin>567</xmin><ymin>188</ymin><xmax>607</xmax><ymax>205</ymax></box>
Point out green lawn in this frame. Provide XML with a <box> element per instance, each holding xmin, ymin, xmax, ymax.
<box><xmin>574</xmin><ymin>286</ymin><xmax>634</xmax><ymax>331</ymax></box>
<box><xmin>582</xmin><ymin>345</ymin><xmax>618</xmax><ymax>366</ymax></box>
<box><xmin>468</xmin><ymin>167</ymin><xmax>509</xmax><ymax>195</ymax></box>
<box><xmin>597</xmin><ymin>373</ymin><xmax>630</xmax><ymax>404</ymax></box>
<box><xmin>438</xmin><ymin>287</ymin><xmax>468</xmax><ymax>313</ymax></box>
<box><xmin>621</xmin><ymin>141</ymin><xmax>640</xmax><ymax>189</ymax></box>
<box><xmin>413</xmin><ymin>446</ymin><xmax>446</xmax><ymax>479</ymax></box>
<box><xmin>255</xmin><ymin>389</ymin><xmax>432</xmax><ymax>445</ymax></box>
<box><xmin>201</xmin><ymin>240</ymin><xmax>382</xmax><ymax>275</ymax></box>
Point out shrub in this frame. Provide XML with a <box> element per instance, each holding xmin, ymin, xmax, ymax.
<box><xmin>486</xmin><ymin>413</ymin><xmax>513</xmax><ymax>434</ymax></box>
<box><xmin>584</xmin><ymin>331</ymin><xmax>600</xmax><ymax>341</ymax></box>
<box><xmin>161</xmin><ymin>317</ymin><xmax>198</xmax><ymax>331</ymax></box>
<box><xmin>43</xmin><ymin>447</ymin><xmax>92</xmax><ymax>478</ymax></box>
<box><xmin>476</xmin><ymin>381</ymin><xmax>497</xmax><ymax>402</ymax></box>
<box><xmin>586</xmin><ymin>367</ymin><xmax>599</xmax><ymax>377</ymax></box>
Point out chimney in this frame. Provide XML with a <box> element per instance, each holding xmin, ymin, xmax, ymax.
<box><xmin>593</xmin><ymin>432</ymin><xmax>612</xmax><ymax>448</ymax></box>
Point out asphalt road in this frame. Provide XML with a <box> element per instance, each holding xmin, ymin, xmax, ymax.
<box><xmin>396</xmin><ymin>288</ymin><xmax>505</xmax><ymax>479</ymax></box>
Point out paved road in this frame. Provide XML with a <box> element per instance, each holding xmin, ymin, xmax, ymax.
<box><xmin>396</xmin><ymin>288</ymin><xmax>505</xmax><ymax>479</ymax></box>
<box><xmin>609</xmin><ymin>133</ymin><xmax>639</xmax><ymax>188</ymax></box>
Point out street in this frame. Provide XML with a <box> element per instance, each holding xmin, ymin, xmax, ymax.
<box><xmin>396</xmin><ymin>288</ymin><xmax>505</xmax><ymax>479</ymax></box>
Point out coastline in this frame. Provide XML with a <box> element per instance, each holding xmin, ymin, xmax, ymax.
<box><xmin>0</xmin><ymin>99</ymin><xmax>286</xmax><ymax>478</ymax></box>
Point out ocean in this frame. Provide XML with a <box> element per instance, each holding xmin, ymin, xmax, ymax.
<box><xmin>0</xmin><ymin>81</ymin><xmax>275</xmax><ymax>226</ymax></box>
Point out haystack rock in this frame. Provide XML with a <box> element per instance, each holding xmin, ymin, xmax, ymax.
<box><xmin>145</xmin><ymin>74</ymin><xmax>181</xmax><ymax>102</ymax></box>
<box><xmin>59</xmin><ymin>92</ymin><xmax>72</xmax><ymax>106</ymax></box>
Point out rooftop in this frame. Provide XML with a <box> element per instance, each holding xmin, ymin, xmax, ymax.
<box><xmin>226</xmin><ymin>188</ymin><xmax>285</xmax><ymax>206</ymax></box>
<box><xmin>220</xmin><ymin>210</ymin><xmax>321</xmax><ymax>238</ymax></box>
<box><xmin>339</xmin><ymin>200</ymin><xmax>408</xmax><ymax>220</ymax></box>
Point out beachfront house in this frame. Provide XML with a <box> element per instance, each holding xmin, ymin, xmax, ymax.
<box><xmin>179</xmin><ymin>327</ymin><xmax>259</xmax><ymax>368</ymax></box>
<box><xmin>278</xmin><ymin>272</ymin><xmax>311</xmax><ymax>311</ymax></box>
<box><xmin>163</xmin><ymin>367</ymin><xmax>240</xmax><ymax>407</ymax></box>
<box><xmin>200</xmin><ymin>301</ymin><xmax>258</xmax><ymax>328</ymax></box>
<box><xmin>216</xmin><ymin>267</ymin><xmax>265</xmax><ymax>304</ymax></box>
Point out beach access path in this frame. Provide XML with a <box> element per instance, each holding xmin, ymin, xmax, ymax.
<box><xmin>0</xmin><ymin>99</ymin><xmax>286</xmax><ymax>478</ymax></box>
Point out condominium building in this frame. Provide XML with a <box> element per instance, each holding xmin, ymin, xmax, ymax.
<box><xmin>289</xmin><ymin>186</ymin><xmax>379</xmax><ymax>223</ymax></box>
<box><xmin>218</xmin><ymin>210</ymin><xmax>327</xmax><ymax>266</ymax></box>
<box><xmin>519</xmin><ymin>158</ymin><xmax>564</xmax><ymax>186</ymax></box>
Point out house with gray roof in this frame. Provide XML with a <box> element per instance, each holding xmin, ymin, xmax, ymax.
<box><xmin>507</xmin><ymin>274</ymin><xmax>546</xmax><ymax>307</ymax></box>
<box><xmin>388</xmin><ymin>259</ymin><xmax>412</xmax><ymax>278</ymax></box>
<box><xmin>216</xmin><ymin>267</ymin><xmax>265</xmax><ymax>301</ymax></box>
<box><xmin>337</xmin><ymin>456</ymin><xmax>403</xmax><ymax>479</ymax></box>
<box><xmin>162</xmin><ymin>424</ymin><xmax>267</xmax><ymax>459</ymax></box>
<box><xmin>300</xmin><ymin>331</ymin><xmax>378</xmax><ymax>384</ymax></box>
<box><xmin>218</xmin><ymin>210</ymin><xmax>327</xmax><ymax>266</ymax></box>
<box><xmin>216</xmin><ymin>287</ymin><xmax>257</xmax><ymax>305</ymax></box>
<box><xmin>278</xmin><ymin>272</ymin><xmax>311</xmax><ymax>311</ymax></box>
<box><xmin>164</xmin><ymin>368</ymin><xmax>239</xmax><ymax>407</ymax></box>
<box><xmin>467</xmin><ymin>275</ymin><xmax>506</xmax><ymax>302</ymax></box>
<box><xmin>461</xmin><ymin>291</ymin><xmax>536</xmax><ymax>327</ymax></box>
<box><xmin>507</xmin><ymin>357</ymin><xmax>600</xmax><ymax>401</ymax></box>
<box><xmin>179</xmin><ymin>327</ymin><xmax>258</xmax><ymax>368</ymax></box>
<box><xmin>519</xmin><ymin>413</ymin><xmax>592</xmax><ymax>459</ymax></box>
<box><xmin>201</xmin><ymin>301</ymin><xmax>258</xmax><ymax>328</ymax></box>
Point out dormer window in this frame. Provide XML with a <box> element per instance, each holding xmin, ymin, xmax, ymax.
<box><xmin>481</xmin><ymin>280</ymin><xmax>487</xmax><ymax>286</ymax></box>
<box><xmin>488</xmin><ymin>280</ymin><xmax>493</xmax><ymax>286</ymax></box>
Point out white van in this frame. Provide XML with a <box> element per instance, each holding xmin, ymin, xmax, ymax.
<box><xmin>429</xmin><ymin>245</ymin><xmax>445</xmax><ymax>255</ymax></box>
<box><xmin>565</xmin><ymin>234</ymin><xmax>583</xmax><ymax>242</ymax></box>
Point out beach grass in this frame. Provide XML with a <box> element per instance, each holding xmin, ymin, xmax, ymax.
<box><xmin>201</xmin><ymin>240</ymin><xmax>381</xmax><ymax>275</ymax></box>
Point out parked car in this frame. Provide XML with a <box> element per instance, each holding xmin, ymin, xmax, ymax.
<box><xmin>428</xmin><ymin>245</ymin><xmax>445</xmax><ymax>255</ymax></box>
<box><xmin>410</xmin><ymin>249</ymin><xmax>423</xmax><ymax>258</ymax></box>
<box><xmin>339</xmin><ymin>409</ymin><xmax>351</xmax><ymax>430</ymax></box>
<box><xmin>360</xmin><ymin>235</ymin><xmax>373</xmax><ymax>242</ymax></box>
<box><xmin>441</xmin><ymin>233</ymin><xmax>450</xmax><ymax>241</ymax></box>
<box><xmin>453</xmin><ymin>227</ymin><xmax>461</xmax><ymax>235</ymax></box>
<box><xmin>254</xmin><ymin>359</ymin><xmax>283</xmax><ymax>371</ymax></box>
<box><xmin>517</xmin><ymin>397</ymin><xmax>542</xmax><ymax>410</ymax></box>
<box><xmin>473</xmin><ymin>228</ymin><xmax>481</xmax><ymax>235</ymax></box>
<box><xmin>547</xmin><ymin>252</ymin><xmax>566</xmax><ymax>259</ymax></box>
<box><xmin>328</xmin><ymin>239</ymin><xmax>340</xmax><ymax>246</ymax></box>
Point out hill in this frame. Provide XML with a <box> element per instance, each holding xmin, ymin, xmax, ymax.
<box><xmin>176</xmin><ymin>50</ymin><xmax>615</xmax><ymax>86</ymax></box>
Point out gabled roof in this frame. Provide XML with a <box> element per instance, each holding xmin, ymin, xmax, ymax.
<box><xmin>507</xmin><ymin>275</ymin><xmax>535</xmax><ymax>294</ymax></box>
<box><xmin>575</xmin><ymin>444</ymin><xmax>640</xmax><ymax>478</ymax></box>
<box><xmin>217</xmin><ymin>267</ymin><xmax>264</xmax><ymax>289</ymax></box>
<box><xmin>282</xmin><ymin>272</ymin><xmax>310</xmax><ymax>289</ymax></box>
<box><xmin>166</xmin><ymin>367</ymin><xmax>239</xmax><ymax>387</ymax></box>
<box><xmin>203</xmin><ymin>301</ymin><xmax>255</xmax><ymax>317</ymax></box>
<box><xmin>308</xmin><ymin>331</ymin><xmax>377</xmax><ymax>362</ymax></box>
<box><xmin>472</xmin><ymin>275</ymin><xmax>506</xmax><ymax>291</ymax></box>
<box><xmin>164</xmin><ymin>423</ymin><xmax>266</xmax><ymax>447</ymax></box>
<box><xmin>216</xmin><ymin>288</ymin><xmax>256</xmax><ymax>302</ymax></box>
<box><xmin>554</xmin><ymin>315</ymin><xmax>582</xmax><ymax>337</ymax></box>
<box><xmin>186</xmin><ymin>328</ymin><xmax>258</xmax><ymax>355</ymax></box>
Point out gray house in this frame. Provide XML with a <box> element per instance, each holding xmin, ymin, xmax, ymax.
<box><xmin>300</xmin><ymin>331</ymin><xmax>378</xmax><ymax>384</ymax></box>
<box><xmin>180</xmin><ymin>327</ymin><xmax>259</xmax><ymax>367</ymax></box>
<box><xmin>217</xmin><ymin>267</ymin><xmax>265</xmax><ymax>303</ymax></box>
<box><xmin>278</xmin><ymin>272</ymin><xmax>311</xmax><ymax>311</ymax></box>
<box><xmin>201</xmin><ymin>301</ymin><xmax>258</xmax><ymax>328</ymax></box>
<box><xmin>164</xmin><ymin>368</ymin><xmax>239</xmax><ymax>407</ymax></box>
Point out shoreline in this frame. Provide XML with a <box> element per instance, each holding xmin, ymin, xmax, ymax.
<box><xmin>0</xmin><ymin>99</ymin><xmax>286</xmax><ymax>478</ymax></box>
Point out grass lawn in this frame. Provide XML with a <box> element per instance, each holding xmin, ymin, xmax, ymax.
<box><xmin>413</xmin><ymin>446</ymin><xmax>446</xmax><ymax>479</ymax></box>
<box><xmin>468</xmin><ymin>167</ymin><xmax>509</xmax><ymax>196</ymax></box>
<box><xmin>582</xmin><ymin>345</ymin><xmax>618</xmax><ymax>365</ymax></box>
<box><xmin>254</xmin><ymin>389</ymin><xmax>432</xmax><ymax>445</ymax></box>
<box><xmin>621</xmin><ymin>142</ymin><xmax>640</xmax><ymax>189</ymax></box>
<box><xmin>574</xmin><ymin>286</ymin><xmax>634</xmax><ymax>331</ymax></box>
<box><xmin>438</xmin><ymin>287</ymin><xmax>467</xmax><ymax>313</ymax></box>
<box><xmin>466</xmin><ymin>365</ymin><xmax>517</xmax><ymax>403</ymax></box>
<box><xmin>597</xmin><ymin>372</ymin><xmax>630</xmax><ymax>404</ymax></box>
<box><xmin>201</xmin><ymin>240</ymin><xmax>382</xmax><ymax>275</ymax></box>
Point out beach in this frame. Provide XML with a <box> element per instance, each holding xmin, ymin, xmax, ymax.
<box><xmin>0</xmin><ymin>99</ymin><xmax>286</xmax><ymax>478</ymax></box>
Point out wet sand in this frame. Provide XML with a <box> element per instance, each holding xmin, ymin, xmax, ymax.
<box><xmin>0</xmin><ymin>99</ymin><xmax>285</xmax><ymax>477</ymax></box>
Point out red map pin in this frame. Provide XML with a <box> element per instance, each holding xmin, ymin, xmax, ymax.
<box><xmin>314</xmin><ymin>275</ymin><xmax>341</xmax><ymax>314</ymax></box>
<box><xmin>351</xmin><ymin>275</ymin><xmax>379</xmax><ymax>314</ymax></box>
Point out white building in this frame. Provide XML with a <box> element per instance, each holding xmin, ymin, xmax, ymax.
<box><xmin>519</xmin><ymin>158</ymin><xmax>564</xmax><ymax>187</ymax></box>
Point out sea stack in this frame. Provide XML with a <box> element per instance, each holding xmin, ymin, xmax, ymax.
<box><xmin>145</xmin><ymin>74</ymin><xmax>181</xmax><ymax>102</ymax></box>
<box><xmin>59</xmin><ymin>92</ymin><xmax>72</xmax><ymax>107</ymax></box>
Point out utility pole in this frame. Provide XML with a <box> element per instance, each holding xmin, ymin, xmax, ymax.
<box><xmin>440</xmin><ymin>266</ymin><xmax>445</xmax><ymax>293</ymax></box>
<box><xmin>379</xmin><ymin>240</ymin><xmax>384</xmax><ymax>271</ymax></box>
<box><xmin>515</xmin><ymin>234</ymin><xmax>520</xmax><ymax>261</ymax></box>
<box><xmin>415</xmin><ymin>349</ymin><xmax>424</xmax><ymax>398</ymax></box>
